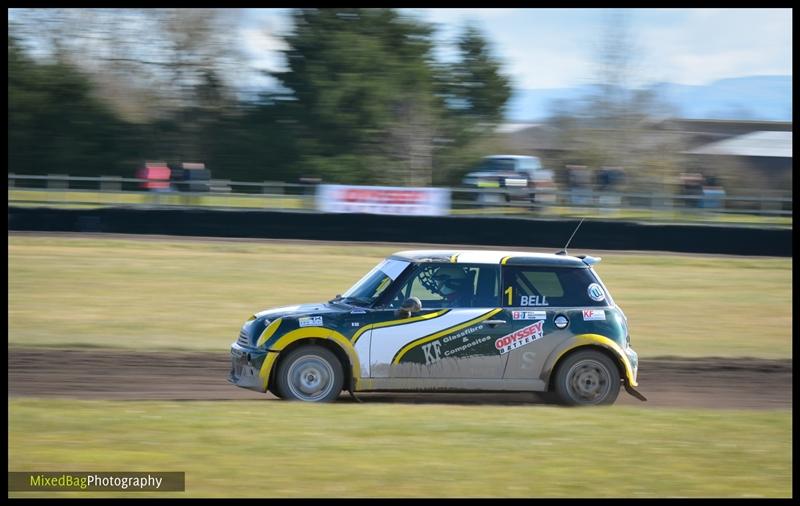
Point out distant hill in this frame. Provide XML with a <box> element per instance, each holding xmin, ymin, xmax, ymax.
<box><xmin>506</xmin><ymin>75</ymin><xmax>792</xmax><ymax>122</ymax></box>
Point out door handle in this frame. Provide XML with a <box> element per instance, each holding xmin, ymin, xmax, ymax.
<box><xmin>484</xmin><ymin>320</ymin><xmax>507</xmax><ymax>326</ymax></box>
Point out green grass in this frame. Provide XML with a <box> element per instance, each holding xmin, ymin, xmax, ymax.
<box><xmin>9</xmin><ymin>189</ymin><xmax>308</xmax><ymax>210</ymax></box>
<box><xmin>8</xmin><ymin>399</ymin><xmax>791</xmax><ymax>498</ymax></box>
<box><xmin>8</xmin><ymin>235</ymin><xmax>792</xmax><ymax>358</ymax></box>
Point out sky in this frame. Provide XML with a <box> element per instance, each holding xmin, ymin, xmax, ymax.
<box><xmin>239</xmin><ymin>8</ymin><xmax>792</xmax><ymax>92</ymax></box>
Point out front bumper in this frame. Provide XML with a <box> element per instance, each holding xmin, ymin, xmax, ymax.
<box><xmin>228</xmin><ymin>343</ymin><xmax>271</xmax><ymax>392</ymax></box>
<box><xmin>625</xmin><ymin>345</ymin><xmax>639</xmax><ymax>385</ymax></box>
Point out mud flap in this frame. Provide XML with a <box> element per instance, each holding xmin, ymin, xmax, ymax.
<box><xmin>625</xmin><ymin>384</ymin><xmax>647</xmax><ymax>402</ymax></box>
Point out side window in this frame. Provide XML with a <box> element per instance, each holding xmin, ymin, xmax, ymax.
<box><xmin>387</xmin><ymin>264</ymin><xmax>500</xmax><ymax>309</ymax></box>
<box><xmin>502</xmin><ymin>266</ymin><xmax>606</xmax><ymax>307</ymax></box>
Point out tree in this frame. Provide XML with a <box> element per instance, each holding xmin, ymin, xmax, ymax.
<box><xmin>271</xmin><ymin>9</ymin><xmax>438</xmax><ymax>185</ymax></box>
<box><xmin>271</xmin><ymin>9</ymin><xmax>512</xmax><ymax>186</ymax></box>
<box><xmin>431</xmin><ymin>25</ymin><xmax>512</xmax><ymax>185</ymax></box>
<box><xmin>542</xmin><ymin>10</ymin><xmax>683</xmax><ymax>191</ymax></box>
<box><xmin>8</xmin><ymin>33</ymin><xmax>142</xmax><ymax>177</ymax></box>
<box><xmin>442</xmin><ymin>25</ymin><xmax>512</xmax><ymax>122</ymax></box>
<box><xmin>9</xmin><ymin>8</ymin><xmax>245</xmax><ymax>118</ymax></box>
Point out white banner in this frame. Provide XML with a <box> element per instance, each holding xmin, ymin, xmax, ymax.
<box><xmin>316</xmin><ymin>184</ymin><xmax>450</xmax><ymax>216</ymax></box>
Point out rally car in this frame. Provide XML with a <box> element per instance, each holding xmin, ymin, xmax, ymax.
<box><xmin>229</xmin><ymin>249</ymin><xmax>644</xmax><ymax>406</ymax></box>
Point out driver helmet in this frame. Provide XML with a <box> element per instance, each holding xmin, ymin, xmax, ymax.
<box><xmin>433</xmin><ymin>265</ymin><xmax>470</xmax><ymax>296</ymax></box>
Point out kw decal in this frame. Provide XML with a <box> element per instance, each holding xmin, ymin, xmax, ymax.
<box><xmin>582</xmin><ymin>309</ymin><xmax>606</xmax><ymax>321</ymax></box>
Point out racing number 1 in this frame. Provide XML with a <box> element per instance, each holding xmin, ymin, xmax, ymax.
<box><xmin>505</xmin><ymin>286</ymin><xmax>513</xmax><ymax>306</ymax></box>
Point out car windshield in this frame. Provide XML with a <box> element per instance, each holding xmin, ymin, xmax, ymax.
<box><xmin>339</xmin><ymin>258</ymin><xmax>410</xmax><ymax>305</ymax></box>
<box><xmin>477</xmin><ymin>158</ymin><xmax>517</xmax><ymax>172</ymax></box>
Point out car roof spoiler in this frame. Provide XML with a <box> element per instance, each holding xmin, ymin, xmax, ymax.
<box><xmin>577</xmin><ymin>254</ymin><xmax>602</xmax><ymax>266</ymax></box>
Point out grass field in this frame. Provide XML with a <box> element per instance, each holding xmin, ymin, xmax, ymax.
<box><xmin>8</xmin><ymin>234</ymin><xmax>791</xmax><ymax>357</ymax></box>
<box><xmin>8</xmin><ymin>399</ymin><xmax>791</xmax><ymax>498</ymax></box>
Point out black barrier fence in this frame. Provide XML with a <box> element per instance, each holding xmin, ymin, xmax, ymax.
<box><xmin>7</xmin><ymin>206</ymin><xmax>792</xmax><ymax>256</ymax></box>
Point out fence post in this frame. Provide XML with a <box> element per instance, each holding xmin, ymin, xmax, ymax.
<box><xmin>8</xmin><ymin>173</ymin><xmax>15</xmax><ymax>189</ymax></box>
<box><xmin>664</xmin><ymin>191</ymin><xmax>673</xmax><ymax>220</ymax></box>
<box><xmin>47</xmin><ymin>174</ymin><xmax>68</xmax><ymax>190</ymax></box>
<box><xmin>100</xmin><ymin>175</ymin><xmax>121</xmax><ymax>192</ymax></box>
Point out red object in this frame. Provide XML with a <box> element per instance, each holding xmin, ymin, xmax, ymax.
<box><xmin>138</xmin><ymin>164</ymin><xmax>171</xmax><ymax>190</ymax></box>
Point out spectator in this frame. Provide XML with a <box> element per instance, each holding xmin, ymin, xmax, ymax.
<box><xmin>137</xmin><ymin>162</ymin><xmax>171</xmax><ymax>192</ymax></box>
<box><xmin>566</xmin><ymin>165</ymin><xmax>591</xmax><ymax>205</ymax></box>
<box><xmin>701</xmin><ymin>175</ymin><xmax>725</xmax><ymax>210</ymax></box>
<box><xmin>597</xmin><ymin>166</ymin><xmax>624</xmax><ymax>211</ymax></box>
<box><xmin>680</xmin><ymin>172</ymin><xmax>705</xmax><ymax>208</ymax></box>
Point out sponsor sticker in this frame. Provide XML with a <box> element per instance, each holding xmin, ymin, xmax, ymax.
<box><xmin>494</xmin><ymin>321</ymin><xmax>544</xmax><ymax>355</ymax></box>
<box><xmin>587</xmin><ymin>283</ymin><xmax>605</xmax><ymax>302</ymax></box>
<box><xmin>520</xmin><ymin>295</ymin><xmax>548</xmax><ymax>306</ymax></box>
<box><xmin>582</xmin><ymin>309</ymin><xmax>606</xmax><ymax>321</ymax></box>
<box><xmin>512</xmin><ymin>310</ymin><xmax>546</xmax><ymax>320</ymax></box>
<box><xmin>298</xmin><ymin>316</ymin><xmax>323</xmax><ymax>327</ymax></box>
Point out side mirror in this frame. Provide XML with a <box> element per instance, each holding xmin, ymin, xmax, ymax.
<box><xmin>395</xmin><ymin>297</ymin><xmax>422</xmax><ymax>319</ymax></box>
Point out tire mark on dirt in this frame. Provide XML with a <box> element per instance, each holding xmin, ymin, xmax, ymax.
<box><xmin>8</xmin><ymin>348</ymin><xmax>791</xmax><ymax>408</ymax></box>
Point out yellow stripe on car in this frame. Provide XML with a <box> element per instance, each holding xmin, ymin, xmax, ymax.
<box><xmin>500</xmin><ymin>256</ymin><xmax>512</xmax><ymax>265</ymax></box>
<box><xmin>258</xmin><ymin>327</ymin><xmax>363</xmax><ymax>391</ymax></box>
<box><xmin>392</xmin><ymin>308</ymin><xmax>503</xmax><ymax>364</ymax></box>
<box><xmin>256</xmin><ymin>318</ymin><xmax>284</xmax><ymax>347</ymax></box>
<box><xmin>554</xmin><ymin>333</ymin><xmax>638</xmax><ymax>387</ymax></box>
<box><xmin>351</xmin><ymin>309</ymin><xmax>451</xmax><ymax>345</ymax></box>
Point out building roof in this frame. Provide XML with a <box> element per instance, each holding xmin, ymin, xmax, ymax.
<box><xmin>495</xmin><ymin>123</ymin><xmax>542</xmax><ymax>134</ymax></box>
<box><xmin>390</xmin><ymin>250</ymin><xmax>589</xmax><ymax>267</ymax></box>
<box><xmin>684</xmin><ymin>131</ymin><xmax>792</xmax><ymax>158</ymax></box>
<box><xmin>483</xmin><ymin>154</ymin><xmax>540</xmax><ymax>160</ymax></box>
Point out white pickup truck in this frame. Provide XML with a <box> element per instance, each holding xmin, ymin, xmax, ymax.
<box><xmin>461</xmin><ymin>155</ymin><xmax>556</xmax><ymax>207</ymax></box>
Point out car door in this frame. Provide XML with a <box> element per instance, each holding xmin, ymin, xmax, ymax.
<box><xmin>499</xmin><ymin>265</ymin><xmax>609</xmax><ymax>380</ymax></box>
<box><xmin>366</xmin><ymin>263</ymin><xmax>509</xmax><ymax>379</ymax></box>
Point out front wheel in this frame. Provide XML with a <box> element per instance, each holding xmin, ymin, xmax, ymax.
<box><xmin>274</xmin><ymin>345</ymin><xmax>344</xmax><ymax>402</ymax></box>
<box><xmin>552</xmin><ymin>350</ymin><xmax>621</xmax><ymax>406</ymax></box>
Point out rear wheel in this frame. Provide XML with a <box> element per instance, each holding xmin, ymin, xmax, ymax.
<box><xmin>552</xmin><ymin>350</ymin><xmax>621</xmax><ymax>406</ymax></box>
<box><xmin>275</xmin><ymin>345</ymin><xmax>344</xmax><ymax>403</ymax></box>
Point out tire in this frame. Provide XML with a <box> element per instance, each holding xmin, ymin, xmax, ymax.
<box><xmin>274</xmin><ymin>345</ymin><xmax>344</xmax><ymax>403</ymax></box>
<box><xmin>552</xmin><ymin>349</ymin><xmax>621</xmax><ymax>406</ymax></box>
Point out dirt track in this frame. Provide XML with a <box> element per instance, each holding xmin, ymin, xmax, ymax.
<box><xmin>8</xmin><ymin>348</ymin><xmax>791</xmax><ymax>409</ymax></box>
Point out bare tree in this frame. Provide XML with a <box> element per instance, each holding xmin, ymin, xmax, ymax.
<box><xmin>9</xmin><ymin>8</ymin><xmax>247</xmax><ymax>121</ymax></box>
<box><xmin>545</xmin><ymin>9</ymin><xmax>684</xmax><ymax>191</ymax></box>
